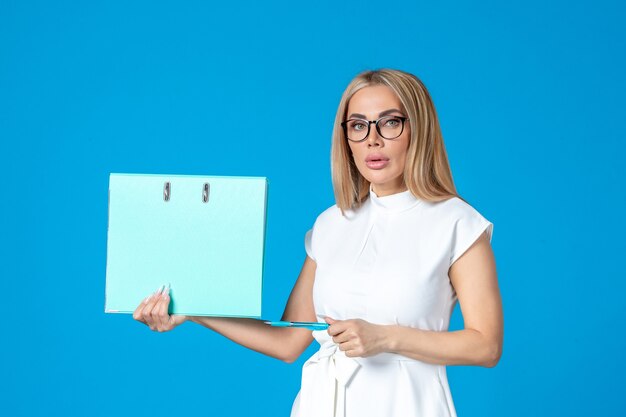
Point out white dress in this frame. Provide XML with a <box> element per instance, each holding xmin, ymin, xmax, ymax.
<box><xmin>290</xmin><ymin>187</ymin><xmax>494</xmax><ymax>417</ymax></box>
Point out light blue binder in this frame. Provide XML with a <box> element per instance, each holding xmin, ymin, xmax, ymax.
<box><xmin>105</xmin><ymin>173</ymin><xmax>268</xmax><ymax>318</ymax></box>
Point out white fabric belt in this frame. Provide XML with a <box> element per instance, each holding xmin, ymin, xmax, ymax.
<box><xmin>298</xmin><ymin>333</ymin><xmax>418</xmax><ymax>417</ymax></box>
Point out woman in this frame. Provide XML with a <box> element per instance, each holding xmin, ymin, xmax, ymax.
<box><xmin>134</xmin><ymin>68</ymin><xmax>503</xmax><ymax>417</ymax></box>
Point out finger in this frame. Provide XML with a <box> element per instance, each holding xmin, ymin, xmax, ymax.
<box><xmin>338</xmin><ymin>340</ymin><xmax>356</xmax><ymax>353</ymax></box>
<box><xmin>139</xmin><ymin>294</ymin><xmax>158</xmax><ymax>327</ymax></box>
<box><xmin>151</xmin><ymin>285</ymin><xmax>167</xmax><ymax>331</ymax></box>
<box><xmin>144</xmin><ymin>303</ymin><xmax>158</xmax><ymax>330</ymax></box>
<box><xmin>156</xmin><ymin>286</ymin><xmax>172</xmax><ymax>331</ymax></box>
<box><xmin>345</xmin><ymin>349</ymin><xmax>360</xmax><ymax>358</ymax></box>
<box><xmin>327</xmin><ymin>320</ymin><xmax>350</xmax><ymax>337</ymax></box>
<box><xmin>151</xmin><ymin>297</ymin><xmax>165</xmax><ymax>331</ymax></box>
<box><xmin>342</xmin><ymin>341</ymin><xmax>365</xmax><ymax>358</ymax></box>
<box><xmin>145</xmin><ymin>286</ymin><xmax>164</xmax><ymax>330</ymax></box>
<box><xmin>332</xmin><ymin>331</ymin><xmax>353</xmax><ymax>344</ymax></box>
<box><xmin>332</xmin><ymin>328</ymin><xmax>355</xmax><ymax>344</ymax></box>
<box><xmin>133</xmin><ymin>294</ymin><xmax>153</xmax><ymax>324</ymax></box>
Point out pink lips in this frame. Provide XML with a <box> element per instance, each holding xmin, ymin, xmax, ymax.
<box><xmin>365</xmin><ymin>154</ymin><xmax>390</xmax><ymax>170</ymax></box>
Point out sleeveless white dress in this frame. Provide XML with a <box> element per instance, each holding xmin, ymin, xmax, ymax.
<box><xmin>291</xmin><ymin>187</ymin><xmax>494</xmax><ymax>417</ymax></box>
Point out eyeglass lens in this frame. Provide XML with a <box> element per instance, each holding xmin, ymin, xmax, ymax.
<box><xmin>345</xmin><ymin>116</ymin><xmax>405</xmax><ymax>141</ymax></box>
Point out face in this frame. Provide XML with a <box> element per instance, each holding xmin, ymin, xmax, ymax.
<box><xmin>345</xmin><ymin>85</ymin><xmax>410</xmax><ymax>197</ymax></box>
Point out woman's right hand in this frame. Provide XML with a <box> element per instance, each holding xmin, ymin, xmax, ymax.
<box><xmin>133</xmin><ymin>284</ymin><xmax>188</xmax><ymax>332</ymax></box>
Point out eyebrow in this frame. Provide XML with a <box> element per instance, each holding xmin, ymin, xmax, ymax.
<box><xmin>347</xmin><ymin>108</ymin><xmax>405</xmax><ymax>119</ymax></box>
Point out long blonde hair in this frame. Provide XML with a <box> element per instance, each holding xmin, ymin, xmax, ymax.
<box><xmin>331</xmin><ymin>69</ymin><xmax>461</xmax><ymax>213</ymax></box>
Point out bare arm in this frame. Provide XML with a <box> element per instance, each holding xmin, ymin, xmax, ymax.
<box><xmin>189</xmin><ymin>256</ymin><xmax>318</xmax><ymax>363</ymax></box>
<box><xmin>386</xmin><ymin>231</ymin><xmax>503</xmax><ymax>367</ymax></box>
<box><xmin>134</xmin><ymin>256</ymin><xmax>318</xmax><ymax>363</ymax></box>
<box><xmin>327</xmin><ymin>231</ymin><xmax>503</xmax><ymax>367</ymax></box>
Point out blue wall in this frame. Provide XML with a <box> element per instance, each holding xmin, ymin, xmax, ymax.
<box><xmin>1</xmin><ymin>0</ymin><xmax>624</xmax><ymax>415</ymax></box>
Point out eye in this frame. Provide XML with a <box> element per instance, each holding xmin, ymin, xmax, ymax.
<box><xmin>383</xmin><ymin>117</ymin><xmax>401</xmax><ymax>128</ymax></box>
<box><xmin>350</xmin><ymin>120</ymin><xmax>368</xmax><ymax>131</ymax></box>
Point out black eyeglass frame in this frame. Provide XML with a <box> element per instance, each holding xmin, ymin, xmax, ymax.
<box><xmin>341</xmin><ymin>115</ymin><xmax>409</xmax><ymax>143</ymax></box>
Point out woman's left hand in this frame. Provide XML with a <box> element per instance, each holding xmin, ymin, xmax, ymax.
<box><xmin>325</xmin><ymin>317</ymin><xmax>391</xmax><ymax>358</ymax></box>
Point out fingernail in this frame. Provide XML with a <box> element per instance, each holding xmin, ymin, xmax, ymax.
<box><xmin>162</xmin><ymin>284</ymin><xmax>170</xmax><ymax>298</ymax></box>
<box><xmin>155</xmin><ymin>285</ymin><xmax>163</xmax><ymax>295</ymax></box>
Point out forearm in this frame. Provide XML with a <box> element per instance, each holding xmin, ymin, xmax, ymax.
<box><xmin>188</xmin><ymin>316</ymin><xmax>312</xmax><ymax>363</ymax></box>
<box><xmin>384</xmin><ymin>326</ymin><xmax>500</xmax><ymax>367</ymax></box>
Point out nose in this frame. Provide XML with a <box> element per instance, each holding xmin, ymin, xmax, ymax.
<box><xmin>366</xmin><ymin>122</ymin><xmax>383</xmax><ymax>147</ymax></box>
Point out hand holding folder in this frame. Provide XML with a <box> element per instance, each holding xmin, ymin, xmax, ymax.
<box><xmin>132</xmin><ymin>284</ymin><xmax>188</xmax><ymax>331</ymax></box>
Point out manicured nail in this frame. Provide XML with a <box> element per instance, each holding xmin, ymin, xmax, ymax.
<box><xmin>162</xmin><ymin>284</ymin><xmax>170</xmax><ymax>298</ymax></box>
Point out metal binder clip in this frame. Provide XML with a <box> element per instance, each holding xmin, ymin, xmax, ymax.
<box><xmin>164</xmin><ymin>181</ymin><xmax>171</xmax><ymax>202</ymax></box>
<box><xmin>202</xmin><ymin>182</ymin><xmax>210</xmax><ymax>203</ymax></box>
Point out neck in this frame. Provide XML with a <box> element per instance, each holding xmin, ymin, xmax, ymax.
<box><xmin>371</xmin><ymin>182</ymin><xmax>408</xmax><ymax>197</ymax></box>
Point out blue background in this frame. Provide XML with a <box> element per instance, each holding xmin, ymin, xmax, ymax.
<box><xmin>1</xmin><ymin>0</ymin><xmax>625</xmax><ymax>416</ymax></box>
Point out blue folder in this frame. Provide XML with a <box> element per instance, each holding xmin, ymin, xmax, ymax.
<box><xmin>105</xmin><ymin>173</ymin><xmax>268</xmax><ymax>318</ymax></box>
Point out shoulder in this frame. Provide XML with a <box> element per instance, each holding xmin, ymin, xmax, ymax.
<box><xmin>316</xmin><ymin>203</ymin><xmax>344</xmax><ymax>221</ymax></box>
<box><xmin>307</xmin><ymin>200</ymin><xmax>369</xmax><ymax>237</ymax></box>
<box><xmin>304</xmin><ymin>203</ymin><xmax>346</xmax><ymax>262</ymax></box>
<box><xmin>310</xmin><ymin>203</ymin><xmax>346</xmax><ymax>229</ymax></box>
<box><xmin>418</xmin><ymin>196</ymin><xmax>493</xmax><ymax>246</ymax></box>
<box><xmin>424</xmin><ymin>196</ymin><xmax>487</xmax><ymax>222</ymax></box>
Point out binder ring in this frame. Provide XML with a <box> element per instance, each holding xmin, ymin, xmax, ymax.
<box><xmin>164</xmin><ymin>181</ymin><xmax>171</xmax><ymax>202</ymax></box>
<box><xmin>203</xmin><ymin>183</ymin><xmax>210</xmax><ymax>203</ymax></box>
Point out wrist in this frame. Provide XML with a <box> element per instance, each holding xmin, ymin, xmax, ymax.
<box><xmin>188</xmin><ymin>315</ymin><xmax>217</xmax><ymax>330</ymax></box>
<box><xmin>382</xmin><ymin>325</ymin><xmax>400</xmax><ymax>353</ymax></box>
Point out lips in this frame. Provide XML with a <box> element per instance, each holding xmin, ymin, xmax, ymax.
<box><xmin>365</xmin><ymin>154</ymin><xmax>390</xmax><ymax>170</ymax></box>
<box><xmin>365</xmin><ymin>154</ymin><xmax>389</xmax><ymax>163</ymax></box>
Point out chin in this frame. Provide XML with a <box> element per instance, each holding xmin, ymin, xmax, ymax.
<box><xmin>364</xmin><ymin>172</ymin><xmax>404</xmax><ymax>191</ymax></box>
<box><xmin>366</xmin><ymin>173</ymin><xmax>398</xmax><ymax>186</ymax></box>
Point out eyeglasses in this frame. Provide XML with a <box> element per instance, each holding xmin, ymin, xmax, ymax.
<box><xmin>341</xmin><ymin>115</ymin><xmax>409</xmax><ymax>142</ymax></box>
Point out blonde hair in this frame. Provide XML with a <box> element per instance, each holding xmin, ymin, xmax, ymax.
<box><xmin>331</xmin><ymin>68</ymin><xmax>462</xmax><ymax>213</ymax></box>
